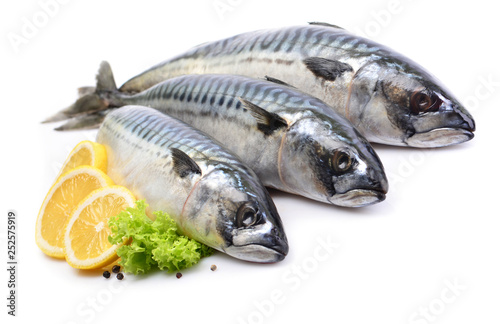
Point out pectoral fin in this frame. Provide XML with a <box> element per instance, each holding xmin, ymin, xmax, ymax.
<box><xmin>303</xmin><ymin>57</ymin><xmax>353</xmax><ymax>82</ymax></box>
<box><xmin>171</xmin><ymin>148</ymin><xmax>202</xmax><ymax>178</ymax></box>
<box><xmin>239</xmin><ymin>98</ymin><xmax>288</xmax><ymax>136</ymax></box>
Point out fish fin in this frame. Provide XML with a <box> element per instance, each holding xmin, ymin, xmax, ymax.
<box><xmin>54</xmin><ymin>110</ymin><xmax>112</xmax><ymax>131</ymax></box>
<box><xmin>264</xmin><ymin>76</ymin><xmax>296</xmax><ymax>88</ymax></box>
<box><xmin>239</xmin><ymin>98</ymin><xmax>288</xmax><ymax>136</ymax></box>
<box><xmin>96</xmin><ymin>61</ymin><xmax>117</xmax><ymax>92</ymax></box>
<box><xmin>77</xmin><ymin>86</ymin><xmax>96</xmax><ymax>98</ymax></box>
<box><xmin>42</xmin><ymin>61</ymin><xmax>121</xmax><ymax>124</ymax></box>
<box><xmin>303</xmin><ymin>57</ymin><xmax>353</xmax><ymax>82</ymax></box>
<box><xmin>42</xmin><ymin>93</ymin><xmax>109</xmax><ymax>123</ymax></box>
<box><xmin>308</xmin><ymin>22</ymin><xmax>344</xmax><ymax>29</ymax></box>
<box><xmin>171</xmin><ymin>148</ymin><xmax>202</xmax><ymax>178</ymax></box>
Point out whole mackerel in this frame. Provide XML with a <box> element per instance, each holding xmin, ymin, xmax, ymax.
<box><xmin>117</xmin><ymin>23</ymin><xmax>475</xmax><ymax>147</ymax></box>
<box><xmin>97</xmin><ymin>105</ymin><xmax>288</xmax><ymax>263</ymax></box>
<box><xmin>52</xmin><ymin>63</ymin><xmax>389</xmax><ymax>207</ymax></box>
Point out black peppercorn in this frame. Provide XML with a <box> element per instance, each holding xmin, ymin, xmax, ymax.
<box><xmin>116</xmin><ymin>273</ymin><xmax>124</xmax><ymax>280</ymax></box>
<box><xmin>112</xmin><ymin>265</ymin><xmax>121</xmax><ymax>273</ymax></box>
<box><xmin>176</xmin><ymin>272</ymin><xmax>182</xmax><ymax>279</ymax></box>
<box><xmin>103</xmin><ymin>271</ymin><xmax>111</xmax><ymax>279</ymax></box>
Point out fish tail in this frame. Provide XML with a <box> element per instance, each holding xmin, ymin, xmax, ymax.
<box><xmin>42</xmin><ymin>61</ymin><xmax>122</xmax><ymax>130</ymax></box>
<box><xmin>77</xmin><ymin>86</ymin><xmax>96</xmax><ymax>98</ymax></box>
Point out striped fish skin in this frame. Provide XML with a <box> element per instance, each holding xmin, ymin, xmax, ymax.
<box><xmin>109</xmin><ymin>73</ymin><xmax>388</xmax><ymax>207</ymax></box>
<box><xmin>119</xmin><ymin>23</ymin><xmax>475</xmax><ymax>148</ymax></box>
<box><xmin>96</xmin><ymin>106</ymin><xmax>288</xmax><ymax>263</ymax></box>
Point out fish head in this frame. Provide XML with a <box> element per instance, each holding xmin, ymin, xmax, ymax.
<box><xmin>181</xmin><ymin>167</ymin><xmax>288</xmax><ymax>263</ymax></box>
<box><xmin>348</xmin><ymin>58</ymin><xmax>475</xmax><ymax>147</ymax></box>
<box><xmin>280</xmin><ymin>114</ymin><xmax>388</xmax><ymax>207</ymax></box>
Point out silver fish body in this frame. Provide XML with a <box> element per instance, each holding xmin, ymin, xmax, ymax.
<box><xmin>97</xmin><ymin>105</ymin><xmax>288</xmax><ymax>263</ymax></box>
<box><xmin>70</xmin><ymin>64</ymin><xmax>387</xmax><ymax>207</ymax></box>
<box><xmin>117</xmin><ymin>74</ymin><xmax>388</xmax><ymax>207</ymax></box>
<box><xmin>119</xmin><ymin>23</ymin><xmax>475</xmax><ymax>148</ymax></box>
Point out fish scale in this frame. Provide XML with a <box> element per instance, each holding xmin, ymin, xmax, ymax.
<box><xmin>97</xmin><ymin>106</ymin><xmax>288</xmax><ymax>263</ymax></box>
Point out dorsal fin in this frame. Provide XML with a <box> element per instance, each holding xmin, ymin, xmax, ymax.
<box><xmin>171</xmin><ymin>148</ymin><xmax>202</xmax><ymax>178</ymax></box>
<box><xmin>239</xmin><ymin>98</ymin><xmax>288</xmax><ymax>136</ymax></box>
<box><xmin>308</xmin><ymin>22</ymin><xmax>344</xmax><ymax>29</ymax></box>
<box><xmin>264</xmin><ymin>76</ymin><xmax>296</xmax><ymax>88</ymax></box>
<box><xmin>303</xmin><ymin>57</ymin><xmax>353</xmax><ymax>82</ymax></box>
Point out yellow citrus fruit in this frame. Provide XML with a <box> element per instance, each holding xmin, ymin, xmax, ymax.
<box><xmin>36</xmin><ymin>166</ymin><xmax>114</xmax><ymax>258</ymax></box>
<box><xmin>56</xmin><ymin>141</ymin><xmax>107</xmax><ymax>180</ymax></box>
<box><xmin>64</xmin><ymin>186</ymin><xmax>135</xmax><ymax>269</ymax></box>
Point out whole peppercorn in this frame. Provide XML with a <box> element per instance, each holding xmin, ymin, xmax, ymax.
<box><xmin>116</xmin><ymin>273</ymin><xmax>124</xmax><ymax>280</ymax></box>
<box><xmin>112</xmin><ymin>265</ymin><xmax>121</xmax><ymax>274</ymax></box>
<box><xmin>176</xmin><ymin>272</ymin><xmax>182</xmax><ymax>279</ymax></box>
<box><xmin>103</xmin><ymin>271</ymin><xmax>111</xmax><ymax>279</ymax></box>
<box><xmin>210</xmin><ymin>265</ymin><xmax>217</xmax><ymax>271</ymax></box>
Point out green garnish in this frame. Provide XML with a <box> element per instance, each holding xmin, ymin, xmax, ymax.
<box><xmin>108</xmin><ymin>200</ymin><xmax>213</xmax><ymax>275</ymax></box>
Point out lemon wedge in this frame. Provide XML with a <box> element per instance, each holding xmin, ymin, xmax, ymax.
<box><xmin>63</xmin><ymin>186</ymin><xmax>135</xmax><ymax>269</ymax></box>
<box><xmin>36</xmin><ymin>166</ymin><xmax>114</xmax><ymax>258</ymax></box>
<box><xmin>56</xmin><ymin>141</ymin><xmax>107</xmax><ymax>180</ymax></box>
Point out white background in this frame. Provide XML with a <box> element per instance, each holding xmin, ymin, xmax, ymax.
<box><xmin>1</xmin><ymin>1</ymin><xmax>499</xmax><ymax>323</ymax></box>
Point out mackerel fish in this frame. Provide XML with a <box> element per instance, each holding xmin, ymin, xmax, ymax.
<box><xmin>50</xmin><ymin>62</ymin><xmax>389</xmax><ymax>207</ymax></box>
<box><xmin>97</xmin><ymin>105</ymin><xmax>288</xmax><ymax>263</ymax></box>
<box><xmin>115</xmin><ymin>23</ymin><xmax>476</xmax><ymax>147</ymax></box>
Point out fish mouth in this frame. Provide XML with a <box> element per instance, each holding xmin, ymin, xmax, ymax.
<box><xmin>227</xmin><ymin>242</ymin><xmax>288</xmax><ymax>263</ymax></box>
<box><xmin>407</xmin><ymin>128</ymin><xmax>474</xmax><ymax>148</ymax></box>
<box><xmin>328</xmin><ymin>189</ymin><xmax>386</xmax><ymax>207</ymax></box>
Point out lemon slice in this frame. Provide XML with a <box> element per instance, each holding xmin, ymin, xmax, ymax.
<box><xmin>36</xmin><ymin>166</ymin><xmax>114</xmax><ymax>258</ymax></box>
<box><xmin>64</xmin><ymin>186</ymin><xmax>135</xmax><ymax>269</ymax></box>
<box><xmin>56</xmin><ymin>141</ymin><xmax>107</xmax><ymax>180</ymax></box>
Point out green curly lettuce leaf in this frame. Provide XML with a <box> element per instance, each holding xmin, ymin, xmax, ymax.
<box><xmin>108</xmin><ymin>200</ymin><xmax>213</xmax><ymax>275</ymax></box>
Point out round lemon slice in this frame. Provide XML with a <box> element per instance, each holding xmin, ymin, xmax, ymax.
<box><xmin>64</xmin><ymin>186</ymin><xmax>135</xmax><ymax>270</ymax></box>
<box><xmin>36</xmin><ymin>166</ymin><xmax>114</xmax><ymax>258</ymax></box>
<box><xmin>56</xmin><ymin>141</ymin><xmax>107</xmax><ymax>180</ymax></box>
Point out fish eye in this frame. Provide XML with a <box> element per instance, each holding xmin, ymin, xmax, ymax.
<box><xmin>236</xmin><ymin>202</ymin><xmax>262</xmax><ymax>228</ymax></box>
<box><xmin>330</xmin><ymin>150</ymin><xmax>352</xmax><ymax>174</ymax></box>
<box><xmin>410</xmin><ymin>90</ymin><xmax>441</xmax><ymax>114</ymax></box>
